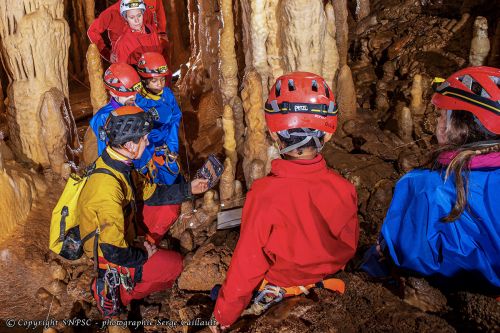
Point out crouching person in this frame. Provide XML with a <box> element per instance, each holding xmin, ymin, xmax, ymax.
<box><xmin>210</xmin><ymin>73</ymin><xmax>359</xmax><ymax>331</ymax></box>
<box><xmin>77</xmin><ymin>106</ymin><xmax>207</xmax><ymax>319</ymax></box>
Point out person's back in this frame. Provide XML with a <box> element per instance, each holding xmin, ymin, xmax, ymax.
<box><xmin>362</xmin><ymin>66</ymin><xmax>500</xmax><ymax>294</ymax></box>
<box><xmin>248</xmin><ymin>156</ymin><xmax>358</xmax><ymax>286</ymax></box>
<box><xmin>381</xmin><ymin>154</ymin><xmax>500</xmax><ymax>290</ymax></box>
<box><xmin>211</xmin><ymin>72</ymin><xmax>359</xmax><ymax>331</ymax></box>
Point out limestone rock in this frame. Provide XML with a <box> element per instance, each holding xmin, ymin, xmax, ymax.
<box><xmin>49</xmin><ymin>262</ymin><xmax>67</xmax><ymax>281</ymax></box>
<box><xmin>403</xmin><ymin>277</ymin><xmax>448</xmax><ymax>313</ymax></box>
<box><xmin>178</xmin><ymin>243</ymin><xmax>232</xmax><ymax>291</ymax></box>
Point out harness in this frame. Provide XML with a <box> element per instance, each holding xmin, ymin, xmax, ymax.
<box><xmin>247</xmin><ymin>278</ymin><xmax>346</xmax><ymax>315</ymax></box>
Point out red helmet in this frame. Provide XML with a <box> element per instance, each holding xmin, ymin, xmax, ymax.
<box><xmin>265</xmin><ymin>72</ymin><xmax>337</xmax><ymax>133</ymax></box>
<box><xmin>103</xmin><ymin>63</ymin><xmax>142</xmax><ymax>97</ymax></box>
<box><xmin>432</xmin><ymin>66</ymin><xmax>500</xmax><ymax>134</ymax></box>
<box><xmin>136</xmin><ymin>52</ymin><xmax>171</xmax><ymax>78</ymax></box>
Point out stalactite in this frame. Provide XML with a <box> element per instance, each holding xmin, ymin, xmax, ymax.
<box><xmin>250</xmin><ymin>0</ymin><xmax>269</xmax><ymax>102</ymax></box>
<box><xmin>279</xmin><ymin>0</ymin><xmax>326</xmax><ymax>75</ymax></box>
<box><xmin>222</xmin><ymin>105</ymin><xmax>237</xmax><ymax>169</ymax></box>
<box><xmin>198</xmin><ymin>0</ymin><xmax>222</xmax><ymax>102</ymax></box>
<box><xmin>86</xmin><ymin>43</ymin><xmax>107</xmax><ymax>114</ymax></box>
<box><xmin>220</xmin><ymin>0</ymin><xmax>238</xmax><ymax>105</ymax></box>
<box><xmin>410</xmin><ymin>74</ymin><xmax>424</xmax><ymax>115</ymax></box>
<box><xmin>469</xmin><ymin>16</ymin><xmax>490</xmax><ymax>66</ymax></box>
<box><xmin>356</xmin><ymin>0</ymin><xmax>370</xmax><ymax>22</ymax></box>
<box><xmin>0</xmin><ymin>1</ymin><xmax>72</xmax><ymax>168</ymax></box>
<box><xmin>333</xmin><ymin>0</ymin><xmax>349</xmax><ymax>67</ymax></box>
<box><xmin>265</xmin><ymin>0</ymin><xmax>283</xmax><ymax>89</ymax></box>
<box><xmin>188</xmin><ymin>0</ymin><xmax>199</xmax><ymax>60</ymax></box>
<box><xmin>83</xmin><ymin>0</ymin><xmax>95</xmax><ymax>28</ymax></box>
<box><xmin>242</xmin><ymin>71</ymin><xmax>268</xmax><ymax>188</ymax></box>
<box><xmin>337</xmin><ymin>65</ymin><xmax>357</xmax><ymax>125</ymax></box>
<box><xmin>322</xmin><ymin>3</ymin><xmax>340</xmax><ymax>90</ymax></box>
<box><xmin>397</xmin><ymin>106</ymin><xmax>413</xmax><ymax>142</ymax></box>
<box><xmin>239</xmin><ymin>0</ymin><xmax>253</xmax><ymax>70</ymax></box>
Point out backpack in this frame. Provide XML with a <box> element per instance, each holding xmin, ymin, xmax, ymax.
<box><xmin>49</xmin><ymin>166</ymin><xmax>118</xmax><ymax>261</ymax></box>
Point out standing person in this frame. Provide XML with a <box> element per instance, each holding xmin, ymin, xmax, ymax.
<box><xmin>87</xmin><ymin>0</ymin><xmax>167</xmax><ymax>62</ymax></box>
<box><xmin>111</xmin><ymin>0</ymin><xmax>164</xmax><ymax>65</ymax></box>
<box><xmin>135</xmin><ymin>52</ymin><xmax>179</xmax><ymax>185</ymax></box>
<box><xmin>361</xmin><ymin>66</ymin><xmax>500</xmax><ymax>294</ymax></box>
<box><xmin>78</xmin><ymin>106</ymin><xmax>208</xmax><ymax>320</ymax></box>
<box><xmin>210</xmin><ymin>72</ymin><xmax>359</xmax><ymax>331</ymax></box>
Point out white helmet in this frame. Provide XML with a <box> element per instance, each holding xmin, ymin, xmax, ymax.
<box><xmin>120</xmin><ymin>0</ymin><xmax>146</xmax><ymax>18</ymax></box>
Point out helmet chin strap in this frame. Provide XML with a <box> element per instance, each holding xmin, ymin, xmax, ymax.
<box><xmin>278</xmin><ymin>128</ymin><xmax>324</xmax><ymax>155</ymax></box>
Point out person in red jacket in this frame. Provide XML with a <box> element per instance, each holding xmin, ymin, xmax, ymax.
<box><xmin>87</xmin><ymin>0</ymin><xmax>167</xmax><ymax>62</ymax></box>
<box><xmin>210</xmin><ymin>72</ymin><xmax>359</xmax><ymax>331</ymax></box>
<box><xmin>111</xmin><ymin>0</ymin><xmax>164</xmax><ymax>65</ymax></box>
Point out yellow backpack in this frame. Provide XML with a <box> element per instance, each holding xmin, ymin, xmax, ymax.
<box><xmin>49</xmin><ymin>166</ymin><xmax>118</xmax><ymax>260</ymax></box>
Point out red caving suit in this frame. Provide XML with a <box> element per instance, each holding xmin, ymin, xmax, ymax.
<box><xmin>214</xmin><ymin>155</ymin><xmax>359</xmax><ymax>327</ymax></box>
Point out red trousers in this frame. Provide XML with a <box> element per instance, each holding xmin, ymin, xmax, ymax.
<box><xmin>141</xmin><ymin>203</ymin><xmax>181</xmax><ymax>245</ymax></box>
<box><xmin>120</xmin><ymin>249</ymin><xmax>183</xmax><ymax>306</ymax></box>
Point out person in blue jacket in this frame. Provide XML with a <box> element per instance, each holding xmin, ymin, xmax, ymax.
<box><xmin>91</xmin><ymin>62</ymin><xmax>144</xmax><ymax>156</ymax></box>
<box><xmin>362</xmin><ymin>66</ymin><xmax>500</xmax><ymax>294</ymax></box>
<box><xmin>135</xmin><ymin>52</ymin><xmax>182</xmax><ymax>186</ymax></box>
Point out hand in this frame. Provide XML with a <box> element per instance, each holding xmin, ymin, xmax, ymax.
<box><xmin>143</xmin><ymin>241</ymin><xmax>157</xmax><ymax>259</ymax></box>
<box><xmin>191</xmin><ymin>178</ymin><xmax>209</xmax><ymax>194</ymax></box>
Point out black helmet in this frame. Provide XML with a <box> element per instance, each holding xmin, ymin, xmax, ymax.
<box><xmin>104</xmin><ymin>106</ymin><xmax>153</xmax><ymax>146</ymax></box>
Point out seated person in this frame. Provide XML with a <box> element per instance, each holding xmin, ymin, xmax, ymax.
<box><xmin>87</xmin><ymin>0</ymin><xmax>167</xmax><ymax>62</ymax></box>
<box><xmin>210</xmin><ymin>73</ymin><xmax>359</xmax><ymax>331</ymax></box>
<box><xmin>135</xmin><ymin>52</ymin><xmax>179</xmax><ymax>185</ymax></box>
<box><xmin>361</xmin><ymin>66</ymin><xmax>500</xmax><ymax>295</ymax></box>
<box><xmin>111</xmin><ymin>0</ymin><xmax>163</xmax><ymax>65</ymax></box>
<box><xmin>78</xmin><ymin>106</ymin><xmax>208</xmax><ymax>319</ymax></box>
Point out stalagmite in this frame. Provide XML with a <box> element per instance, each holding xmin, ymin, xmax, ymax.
<box><xmin>322</xmin><ymin>3</ymin><xmax>340</xmax><ymax>89</ymax></box>
<box><xmin>337</xmin><ymin>65</ymin><xmax>357</xmax><ymax>123</ymax></box>
<box><xmin>333</xmin><ymin>0</ymin><xmax>349</xmax><ymax>67</ymax></box>
<box><xmin>469</xmin><ymin>16</ymin><xmax>490</xmax><ymax>66</ymax></box>
<box><xmin>279</xmin><ymin>0</ymin><xmax>326</xmax><ymax>75</ymax></box>
<box><xmin>397</xmin><ymin>106</ymin><xmax>413</xmax><ymax>142</ymax></box>
<box><xmin>242</xmin><ymin>71</ymin><xmax>268</xmax><ymax>188</ymax></box>
<box><xmin>219</xmin><ymin>0</ymin><xmax>239</xmax><ymax>105</ymax></box>
<box><xmin>0</xmin><ymin>1</ymin><xmax>72</xmax><ymax>167</ymax></box>
<box><xmin>220</xmin><ymin>158</ymin><xmax>235</xmax><ymax>205</ymax></box>
<box><xmin>250</xmin><ymin>0</ymin><xmax>270</xmax><ymax>101</ymax></box>
<box><xmin>410</xmin><ymin>74</ymin><xmax>425</xmax><ymax>115</ymax></box>
<box><xmin>220</xmin><ymin>105</ymin><xmax>237</xmax><ymax>205</ymax></box>
<box><xmin>356</xmin><ymin>0</ymin><xmax>371</xmax><ymax>22</ymax></box>
<box><xmin>86</xmin><ymin>44</ymin><xmax>108</xmax><ymax>114</ymax></box>
<box><xmin>0</xmin><ymin>167</ymin><xmax>38</xmax><ymax>245</ymax></box>
<box><xmin>265</xmin><ymin>0</ymin><xmax>283</xmax><ymax>88</ymax></box>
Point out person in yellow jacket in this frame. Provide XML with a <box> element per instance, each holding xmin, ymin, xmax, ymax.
<box><xmin>77</xmin><ymin>106</ymin><xmax>208</xmax><ymax>319</ymax></box>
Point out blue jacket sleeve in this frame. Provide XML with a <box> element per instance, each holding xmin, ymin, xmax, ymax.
<box><xmin>89</xmin><ymin>104</ymin><xmax>115</xmax><ymax>156</ymax></box>
<box><xmin>165</xmin><ymin>88</ymin><xmax>181</xmax><ymax>153</ymax></box>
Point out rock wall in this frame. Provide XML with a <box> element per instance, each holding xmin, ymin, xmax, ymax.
<box><xmin>0</xmin><ymin>0</ymin><xmax>79</xmax><ymax>174</ymax></box>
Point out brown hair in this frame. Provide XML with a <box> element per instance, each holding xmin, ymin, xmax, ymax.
<box><xmin>436</xmin><ymin>111</ymin><xmax>499</xmax><ymax>222</ymax></box>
